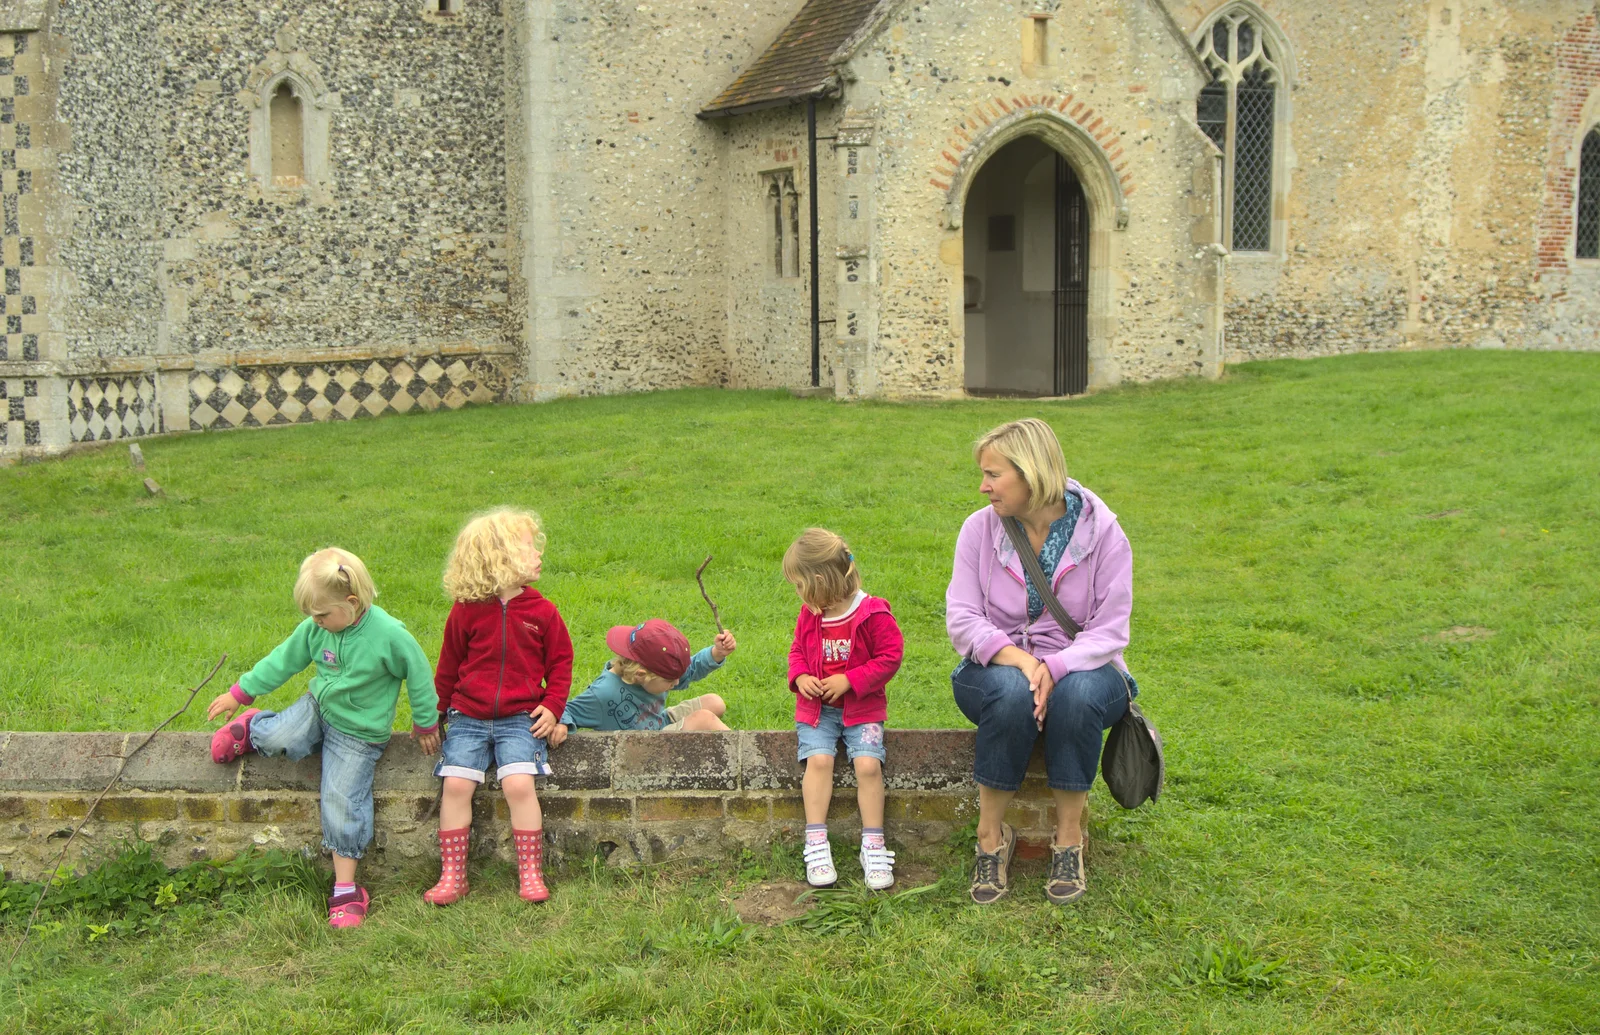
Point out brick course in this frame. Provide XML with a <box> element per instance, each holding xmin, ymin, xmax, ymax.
<box><xmin>0</xmin><ymin>730</ymin><xmax>1060</xmax><ymax>879</ymax></box>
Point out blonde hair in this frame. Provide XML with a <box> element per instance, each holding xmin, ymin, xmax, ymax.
<box><xmin>974</xmin><ymin>418</ymin><xmax>1069</xmax><ymax>512</ymax></box>
<box><xmin>293</xmin><ymin>547</ymin><xmax>376</xmax><ymax>621</ymax></box>
<box><xmin>609</xmin><ymin>656</ymin><xmax>654</xmax><ymax>686</ymax></box>
<box><xmin>782</xmin><ymin>528</ymin><xmax>861</xmax><ymax>611</ymax></box>
<box><xmin>443</xmin><ymin>508</ymin><xmax>547</xmax><ymax>603</ymax></box>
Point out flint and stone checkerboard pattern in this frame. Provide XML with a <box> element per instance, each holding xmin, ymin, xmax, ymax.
<box><xmin>0</xmin><ymin>376</ymin><xmax>37</xmax><ymax>447</ymax></box>
<box><xmin>0</xmin><ymin>32</ymin><xmax>37</xmax><ymax>368</ymax></box>
<box><xmin>67</xmin><ymin>375</ymin><xmax>158</xmax><ymax>443</ymax></box>
<box><xmin>187</xmin><ymin>355</ymin><xmax>508</xmax><ymax>431</ymax></box>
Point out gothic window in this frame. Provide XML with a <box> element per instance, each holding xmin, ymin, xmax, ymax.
<box><xmin>426</xmin><ymin>0</ymin><xmax>463</xmax><ymax>14</ymax></box>
<box><xmin>764</xmin><ymin>171</ymin><xmax>799</xmax><ymax>278</ymax></box>
<box><xmin>245</xmin><ymin>62</ymin><xmax>331</xmax><ymax>195</ymax></box>
<box><xmin>1578</xmin><ymin>129</ymin><xmax>1600</xmax><ymax>259</ymax></box>
<box><xmin>1195</xmin><ymin>8</ymin><xmax>1287</xmax><ymax>253</ymax></box>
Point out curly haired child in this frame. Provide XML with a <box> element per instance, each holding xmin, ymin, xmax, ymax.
<box><xmin>784</xmin><ymin>528</ymin><xmax>904</xmax><ymax>890</ymax></box>
<box><xmin>423</xmin><ymin>508</ymin><xmax>573</xmax><ymax>906</ymax></box>
<box><xmin>208</xmin><ymin>547</ymin><xmax>439</xmax><ymax>929</ymax></box>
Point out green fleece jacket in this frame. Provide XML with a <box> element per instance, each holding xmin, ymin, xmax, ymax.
<box><xmin>237</xmin><ymin>605</ymin><xmax>438</xmax><ymax>744</ymax></box>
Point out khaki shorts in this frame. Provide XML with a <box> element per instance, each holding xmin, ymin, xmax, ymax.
<box><xmin>660</xmin><ymin>694</ymin><xmax>713</xmax><ymax>732</ymax></box>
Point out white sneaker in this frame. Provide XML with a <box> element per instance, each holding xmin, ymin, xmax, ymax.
<box><xmin>803</xmin><ymin>839</ymin><xmax>837</xmax><ymax>886</ymax></box>
<box><xmin>860</xmin><ymin>842</ymin><xmax>896</xmax><ymax>891</ymax></box>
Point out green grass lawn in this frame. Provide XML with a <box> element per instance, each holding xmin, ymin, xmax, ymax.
<box><xmin>2</xmin><ymin>351</ymin><xmax>1597</xmax><ymax>1032</ymax></box>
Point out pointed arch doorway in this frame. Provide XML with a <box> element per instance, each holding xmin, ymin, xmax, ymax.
<box><xmin>962</xmin><ymin>136</ymin><xmax>1090</xmax><ymax>397</ymax></box>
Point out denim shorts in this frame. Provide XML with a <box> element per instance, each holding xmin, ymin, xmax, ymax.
<box><xmin>796</xmin><ymin>705</ymin><xmax>886</xmax><ymax>763</ymax></box>
<box><xmin>435</xmin><ymin>710</ymin><xmax>553</xmax><ymax>784</ymax></box>
<box><xmin>247</xmin><ymin>692</ymin><xmax>387</xmax><ymax>860</ymax></box>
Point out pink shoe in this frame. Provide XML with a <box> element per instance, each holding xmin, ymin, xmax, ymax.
<box><xmin>328</xmin><ymin>886</ymin><xmax>370</xmax><ymax>929</ymax></box>
<box><xmin>210</xmin><ymin>709</ymin><xmax>261</xmax><ymax>764</ymax></box>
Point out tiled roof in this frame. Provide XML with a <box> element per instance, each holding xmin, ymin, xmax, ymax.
<box><xmin>699</xmin><ymin>0</ymin><xmax>884</xmax><ymax>118</ymax></box>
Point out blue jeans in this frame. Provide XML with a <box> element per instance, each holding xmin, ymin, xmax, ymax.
<box><xmin>248</xmin><ymin>693</ymin><xmax>387</xmax><ymax>859</ymax></box>
<box><xmin>951</xmin><ymin>660</ymin><xmax>1135</xmax><ymax>792</ymax></box>
<box><xmin>435</xmin><ymin>710</ymin><xmax>553</xmax><ymax>783</ymax></box>
<box><xmin>796</xmin><ymin>706</ymin><xmax>887</xmax><ymax>763</ymax></box>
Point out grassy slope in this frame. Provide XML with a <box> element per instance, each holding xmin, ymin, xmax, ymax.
<box><xmin>1</xmin><ymin>351</ymin><xmax>1597</xmax><ymax>1032</ymax></box>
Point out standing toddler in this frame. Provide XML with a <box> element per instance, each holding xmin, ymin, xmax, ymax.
<box><xmin>424</xmin><ymin>508</ymin><xmax>573</xmax><ymax>906</ymax></box>
<box><xmin>784</xmin><ymin>528</ymin><xmax>903</xmax><ymax>889</ymax></box>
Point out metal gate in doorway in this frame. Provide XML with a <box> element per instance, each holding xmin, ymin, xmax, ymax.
<box><xmin>1053</xmin><ymin>154</ymin><xmax>1089</xmax><ymax>396</ymax></box>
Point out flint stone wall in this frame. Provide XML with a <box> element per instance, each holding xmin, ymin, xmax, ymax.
<box><xmin>0</xmin><ymin>730</ymin><xmax>1063</xmax><ymax>880</ymax></box>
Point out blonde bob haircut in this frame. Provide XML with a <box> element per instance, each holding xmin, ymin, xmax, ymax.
<box><xmin>443</xmin><ymin>508</ymin><xmax>547</xmax><ymax>603</ymax></box>
<box><xmin>782</xmin><ymin>527</ymin><xmax>861</xmax><ymax>611</ymax></box>
<box><xmin>293</xmin><ymin>547</ymin><xmax>376</xmax><ymax>621</ymax></box>
<box><xmin>974</xmin><ymin>418</ymin><xmax>1070</xmax><ymax>512</ymax></box>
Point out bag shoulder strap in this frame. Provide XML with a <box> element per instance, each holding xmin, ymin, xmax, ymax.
<box><xmin>1001</xmin><ymin>515</ymin><xmax>1083</xmax><ymax>639</ymax></box>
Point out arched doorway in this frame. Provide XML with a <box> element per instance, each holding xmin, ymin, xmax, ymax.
<box><xmin>962</xmin><ymin>136</ymin><xmax>1090</xmax><ymax>396</ymax></box>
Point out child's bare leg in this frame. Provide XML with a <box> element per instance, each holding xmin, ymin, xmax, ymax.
<box><xmin>680</xmin><ymin>709</ymin><xmax>729</xmax><ymax>731</ymax></box>
<box><xmin>501</xmin><ymin>774</ymin><xmax>542</xmax><ymax>830</ymax></box>
<box><xmin>802</xmin><ymin>754</ymin><xmax>835</xmax><ymax>825</ymax></box>
<box><xmin>439</xmin><ymin>775</ymin><xmax>477</xmax><ymax>830</ymax></box>
<box><xmin>700</xmin><ymin>693</ymin><xmax>726</xmax><ymax>718</ymax></box>
<box><xmin>333</xmin><ymin>854</ymin><xmax>358</xmax><ymax>885</ymax></box>
<box><xmin>853</xmin><ymin>756</ymin><xmax>885</xmax><ymax>829</ymax></box>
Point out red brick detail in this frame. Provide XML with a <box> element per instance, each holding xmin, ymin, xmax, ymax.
<box><xmin>1536</xmin><ymin>14</ymin><xmax>1600</xmax><ymax>277</ymax></box>
<box><xmin>933</xmin><ymin>97</ymin><xmax>1135</xmax><ymax>197</ymax></box>
<box><xmin>1128</xmin><ymin>84</ymin><xmax>1147</xmax><ymax>94</ymax></box>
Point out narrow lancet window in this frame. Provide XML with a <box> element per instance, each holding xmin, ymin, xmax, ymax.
<box><xmin>270</xmin><ymin>82</ymin><xmax>306</xmax><ymax>187</ymax></box>
<box><xmin>1578</xmin><ymin>129</ymin><xmax>1600</xmax><ymax>259</ymax></box>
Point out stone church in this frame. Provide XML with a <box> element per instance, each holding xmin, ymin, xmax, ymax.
<box><xmin>0</xmin><ymin>0</ymin><xmax>1595</xmax><ymax>457</ymax></box>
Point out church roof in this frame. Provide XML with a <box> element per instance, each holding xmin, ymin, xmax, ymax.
<box><xmin>698</xmin><ymin>0</ymin><xmax>884</xmax><ymax>118</ymax></box>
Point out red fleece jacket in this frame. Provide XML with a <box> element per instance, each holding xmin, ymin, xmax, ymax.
<box><xmin>787</xmin><ymin>595</ymin><xmax>903</xmax><ymax>727</ymax></box>
<box><xmin>435</xmin><ymin>589</ymin><xmax>574</xmax><ymax>723</ymax></box>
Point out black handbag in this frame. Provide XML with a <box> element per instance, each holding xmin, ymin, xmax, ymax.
<box><xmin>1001</xmin><ymin>516</ymin><xmax>1165</xmax><ymax>809</ymax></box>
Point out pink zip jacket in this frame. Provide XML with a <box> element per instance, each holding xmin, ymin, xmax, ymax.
<box><xmin>946</xmin><ymin>480</ymin><xmax>1131</xmax><ymax>682</ymax></box>
<box><xmin>787</xmin><ymin>595</ymin><xmax>903</xmax><ymax>727</ymax></box>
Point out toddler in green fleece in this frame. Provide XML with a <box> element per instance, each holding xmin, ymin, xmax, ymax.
<box><xmin>207</xmin><ymin>547</ymin><xmax>439</xmax><ymax>929</ymax></box>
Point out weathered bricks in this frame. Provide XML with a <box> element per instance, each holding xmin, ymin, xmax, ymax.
<box><xmin>636</xmin><ymin>795</ymin><xmax>724</xmax><ymax>822</ymax></box>
<box><xmin>0</xmin><ymin>732</ymin><xmax>128</xmax><ymax>791</ymax></box>
<box><xmin>615</xmin><ymin>732</ymin><xmax>737</xmax><ymax>792</ymax></box>
<box><xmin>0</xmin><ymin>729</ymin><xmax>1067</xmax><ymax>880</ymax></box>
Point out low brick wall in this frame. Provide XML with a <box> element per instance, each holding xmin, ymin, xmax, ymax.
<box><xmin>0</xmin><ymin>731</ymin><xmax>1063</xmax><ymax>879</ymax></box>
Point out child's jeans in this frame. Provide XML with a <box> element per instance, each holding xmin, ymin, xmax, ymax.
<box><xmin>435</xmin><ymin>710</ymin><xmax>553</xmax><ymax>784</ymax></box>
<box><xmin>248</xmin><ymin>692</ymin><xmax>387</xmax><ymax>859</ymax></box>
<box><xmin>796</xmin><ymin>705</ymin><xmax>887</xmax><ymax>763</ymax></box>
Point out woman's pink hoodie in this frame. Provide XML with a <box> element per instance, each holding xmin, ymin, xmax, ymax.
<box><xmin>945</xmin><ymin>480</ymin><xmax>1132</xmax><ymax>681</ymax></box>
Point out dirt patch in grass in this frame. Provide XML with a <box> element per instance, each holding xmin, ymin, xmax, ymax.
<box><xmin>731</xmin><ymin>881</ymin><xmax>811</xmax><ymax>925</ymax></box>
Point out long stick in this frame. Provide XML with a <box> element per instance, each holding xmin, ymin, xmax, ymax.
<box><xmin>695</xmin><ymin>555</ymin><xmax>724</xmax><ymax>633</ymax></box>
<box><xmin>6</xmin><ymin>654</ymin><xmax>226</xmax><ymax>967</ymax></box>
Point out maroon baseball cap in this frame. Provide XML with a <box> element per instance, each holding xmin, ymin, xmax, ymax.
<box><xmin>606</xmin><ymin>619</ymin><xmax>691</xmax><ymax>682</ymax></box>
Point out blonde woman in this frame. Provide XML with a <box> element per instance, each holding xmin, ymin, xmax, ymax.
<box><xmin>424</xmin><ymin>508</ymin><xmax>574</xmax><ymax>907</ymax></box>
<box><xmin>207</xmin><ymin>547</ymin><xmax>439</xmax><ymax>929</ymax></box>
<box><xmin>945</xmin><ymin>419</ymin><xmax>1136</xmax><ymax>906</ymax></box>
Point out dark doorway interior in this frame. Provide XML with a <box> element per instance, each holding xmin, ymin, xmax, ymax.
<box><xmin>963</xmin><ymin>137</ymin><xmax>1089</xmax><ymax>396</ymax></box>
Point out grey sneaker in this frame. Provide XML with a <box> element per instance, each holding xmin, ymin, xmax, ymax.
<box><xmin>1046</xmin><ymin>841</ymin><xmax>1086</xmax><ymax>904</ymax></box>
<box><xmin>970</xmin><ymin>822</ymin><xmax>1016</xmax><ymax>904</ymax></box>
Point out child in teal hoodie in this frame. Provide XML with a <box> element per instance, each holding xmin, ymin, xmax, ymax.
<box><xmin>207</xmin><ymin>547</ymin><xmax>438</xmax><ymax>929</ymax></box>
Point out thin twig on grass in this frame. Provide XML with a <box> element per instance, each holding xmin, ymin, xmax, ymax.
<box><xmin>6</xmin><ymin>654</ymin><xmax>227</xmax><ymax>968</ymax></box>
<box><xmin>695</xmin><ymin>555</ymin><xmax>724</xmax><ymax>633</ymax></box>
